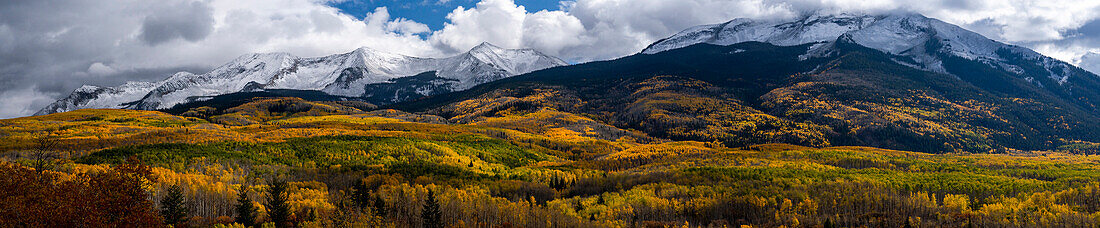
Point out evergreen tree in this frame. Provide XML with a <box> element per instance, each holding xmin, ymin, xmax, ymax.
<box><xmin>824</xmin><ymin>218</ymin><xmax>834</xmax><ymax>228</ymax></box>
<box><xmin>351</xmin><ymin>181</ymin><xmax>370</xmax><ymax>210</ymax></box>
<box><xmin>235</xmin><ymin>185</ymin><xmax>257</xmax><ymax>227</ymax></box>
<box><xmin>160</xmin><ymin>184</ymin><xmax>188</xmax><ymax>226</ymax></box>
<box><xmin>265</xmin><ymin>179</ymin><xmax>291</xmax><ymax>228</ymax></box>
<box><xmin>421</xmin><ymin>189</ymin><xmax>442</xmax><ymax>228</ymax></box>
<box><xmin>372</xmin><ymin>193</ymin><xmax>387</xmax><ymax>217</ymax></box>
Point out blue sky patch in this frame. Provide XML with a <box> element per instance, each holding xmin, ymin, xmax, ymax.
<box><xmin>329</xmin><ymin>0</ymin><xmax>563</xmax><ymax>31</ymax></box>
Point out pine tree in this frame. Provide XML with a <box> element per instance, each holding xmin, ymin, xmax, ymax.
<box><xmin>824</xmin><ymin>218</ymin><xmax>834</xmax><ymax>228</ymax></box>
<box><xmin>235</xmin><ymin>185</ymin><xmax>257</xmax><ymax>227</ymax></box>
<box><xmin>351</xmin><ymin>181</ymin><xmax>370</xmax><ymax>210</ymax></box>
<box><xmin>265</xmin><ymin>179</ymin><xmax>291</xmax><ymax>228</ymax></box>
<box><xmin>372</xmin><ymin>193</ymin><xmax>387</xmax><ymax>217</ymax></box>
<box><xmin>160</xmin><ymin>184</ymin><xmax>189</xmax><ymax>226</ymax></box>
<box><xmin>421</xmin><ymin>189</ymin><xmax>442</xmax><ymax>228</ymax></box>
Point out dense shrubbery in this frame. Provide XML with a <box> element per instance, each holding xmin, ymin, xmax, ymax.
<box><xmin>0</xmin><ymin>158</ymin><xmax>162</xmax><ymax>227</ymax></box>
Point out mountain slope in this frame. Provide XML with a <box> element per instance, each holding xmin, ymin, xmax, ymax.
<box><xmin>37</xmin><ymin>42</ymin><xmax>566</xmax><ymax>115</ymax></box>
<box><xmin>34</xmin><ymin>82</ymin><xmax>158</xmax><ymax>115</ymax></box>
<box><xmin>395</xmin><ymin>13</ymin><xmax>1100</xmax><ymax>153</ymax></box>
<box><xmin>642</xmin><ymin>13</ymin><xmax>1090</xmax><ymax>89</ymax></box>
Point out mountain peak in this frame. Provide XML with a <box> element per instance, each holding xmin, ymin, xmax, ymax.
<box><xmin>354</xmin><ymin>46</ymin><xmax>378</xmax><ymax>53</ymax></box>
<box><xmin>351</xmin><ymin>46</ymin><xmax>381</xmax><ymax>57</ymax></box>
<box><xmin>38</xmin><ymin>41</ymin><xmax>568</xmax><ymax>115</ymax></box>
<box><xmin>641</xmin><ymin>12</ymin><xmax>878</xmax><ymax>55</ymax></box>
<box><xmin>75</xmin><ymin>85</ymin><xmax>103</xmax><ymax>93</ymax></box>
<box><xmin>469</xmin><ymin>42</ymin><xmax>506</xmax><ymax>53</ymax></box>
<box><xmin>642</xmin><ymin>11</ymin><xmax>1087</xmax><ymax>87</ymax></box>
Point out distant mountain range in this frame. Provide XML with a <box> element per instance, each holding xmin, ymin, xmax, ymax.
<box><xmin>36</xmin><ymin>42</ymin><xmax>566</xmax><ymax>115</ymax></box>
<box><xmin>395</xmin><ymin>12</ymin><xmax>1100</xmax><ymax>153</ymax></box>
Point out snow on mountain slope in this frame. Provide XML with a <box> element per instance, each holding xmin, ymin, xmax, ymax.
<box><xmin>131</xmin><ymin>53</ymin><xmax>298</xmax><ymax>110</ymax></box>
<box><xmin>642</xmin><ymin>12</ymin><xmax>1090</xmax><ymax>85</ymax></box>
<box><xmin>642</xmin><ymin>13</ymin><xmax>876</xmax><ymax>54</ymax></box>
<box><xmin>39</xmin><ymin>42</ymin><xmax>566</xmax><ymax>114</ymax></box>
<box><xmin>33</xmin><ymin>82</ymin><xmax>159</xmax><ymax>116</ymax></box>
<box><xmin>323</xmin><ymin>43</ymin><xmax>567</xmax><ymax>97</ymax></box>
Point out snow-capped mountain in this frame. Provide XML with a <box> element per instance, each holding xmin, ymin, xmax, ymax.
<box><xmin>642</xmin><ymin>12</ymin><xmax>1086</xmax><ymax>86</ymax></box>
<box><xmin>36</xmin><ymin>42</ymin><xmax>566</xmax><ymax>115</ymax></box>
<box><xmin>35</xmin><ymin>82</ymin><xmax>158</xmax><ymax>115</ymax></box>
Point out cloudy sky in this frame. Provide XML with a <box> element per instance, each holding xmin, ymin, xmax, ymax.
<box><xmin>1</xmin><ymin>0</ymin><xmax>1100</xmax><ymax>118</ymax></box>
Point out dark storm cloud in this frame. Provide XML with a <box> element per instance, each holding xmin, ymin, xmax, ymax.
<box><xmin>963</xmin><ymin>18</ymin><xmax>1006</xmax><ymax>41</ymax></box>
<box><xmin>1062</xmin><ymin>19</ymin><xmax>1100</xmax><ymax>47</ymax></box>
<box><xmin>139</xmin><ymin>1</ymin><xmax>216</xmax><ymax>45</ymax></box>
<box><xmin>1063</xmin><ymin>19</ymin><xmax>1100</xmax><ymax>74</ymax></box>
<box><xmin>0</xmin><ymin>0</ymin><xmax>219</xmax><ymax>118</ymax></box>
<box><xmin>1075</xmin><ymin>19</ymin><xmax>1100</xmax><ymax>36</ymax></box>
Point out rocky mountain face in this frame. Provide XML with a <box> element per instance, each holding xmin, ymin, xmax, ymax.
<box><xmin>36</xmin><ymin>42</ymin><xmax>566</xmax><ymax>115</ymax></box>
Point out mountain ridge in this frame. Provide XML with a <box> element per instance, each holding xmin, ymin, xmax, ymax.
<box><xmin>390</xmin><ymin>12</ymin><xmax>1100</xmax><ymax>153</ymax></box>
<box><xmin>642</xmin><ymin>12</ymin><xmax>1087</xmax><ymax>86</ymax></box>
<box><xmin>36</xmin><ymin>42</ymin><xmax>567</xmax><ymax>115</ymax></box>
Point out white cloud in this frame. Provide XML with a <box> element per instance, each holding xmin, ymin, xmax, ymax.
<box><xmin>430</xmin><ymin>0</ymin><xmax>530</xmax><ymax>52</ymax></box>
<box><xmin>428</xmin><ymin>0</ymin><xmax>588</xmax><ymax>57</ymax></box>
<box><xmin>387</xmin><ymin>18</ymin><xmax>431</xmax><ymax>35</ymax></box>
<box><xmin>521</xmin><ymin>10</ymin><xmax>587</xmax><ymax>56</ymax></box>
<box><xmin>1080</xmin><ymin>52</ymin><xmax>1100</xmax><ymax>75</ymax></box>
<box><xmin>0</xmin><ymin>86</ymin><xmax>57</xmax><ymax>119</ymax></box>
<box><xmin>87</xmin><ymin>63</ymin><xmax>118</xmax><ymax>76</ymax></box>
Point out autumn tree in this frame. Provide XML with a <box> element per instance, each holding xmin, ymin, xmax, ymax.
<box><xmin>29</xmin><ymin>132</ymin><xmax>61</xmax><ymax>171</ymax></box>
<box><xmin>235</xmin><ymin>185</ymin><xmax>257</xmax><ymax>227</ymax></box>
<box><xmin>266</xmin><ymin>179</ymin><xmax>291</xmax><ymax>228</ymax></box>
<box><xmin>80</xmin><ymin>157</ymin><xmax>164</xmax><ymax>226</ymax></box>
<box><xmin>0</xmin><ymin>158</ymin><xmax>163</xmax><ymax>227</ymax></box>
<box><xmin>160</xmin><ymin>184</ymin><xmax>189</xmax><ymax>226</ymax></box>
